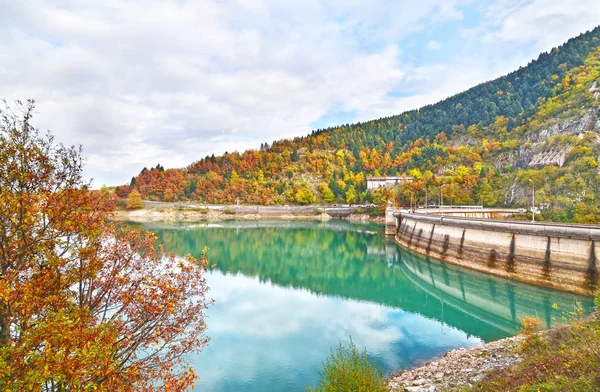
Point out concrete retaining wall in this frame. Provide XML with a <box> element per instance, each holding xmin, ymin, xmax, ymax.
<box><xmin>390</xmin><ymin>211</ymin><xmax>599</xmax><ymax>295</ymax></box>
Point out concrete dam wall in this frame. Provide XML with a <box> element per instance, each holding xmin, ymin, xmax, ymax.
<box><xmin>389</xmin><ymin>211</ymin><xmax>599</xmax><ymax>296</ymax></box>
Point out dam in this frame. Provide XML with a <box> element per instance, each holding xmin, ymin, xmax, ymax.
<box><xmin>387</xmin><ymin>208</ymin><xmax>600</xmax><ymax>296</ymax></box>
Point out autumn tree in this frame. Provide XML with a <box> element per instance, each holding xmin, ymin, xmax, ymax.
<box><xmin>293</xmin><ymin>186</ymin><xmax>317</xmax><ymax>205</ymax></box>
<box><xmin>0</xmin><ymin>101</ymin><xmax>212</xmax><ymax>391</ymax></box>
<box><xmin>127</xmin><ymin>188</ymin><xmax>144</xmax><ymax>209</ymax></box>
<box><xmin>319</xmin><ymin>182</ymin><xmax>335</xmax><ymax>203</ymax></box>
<box><xmin>478</xmin><ymin>179</ymin><xmax>498</xmax><ymax>207</ymax></box>
<box><xmin>345</xmin><ymin>186</ymin><xmax>357</xmax><ymax>204</ymax></box>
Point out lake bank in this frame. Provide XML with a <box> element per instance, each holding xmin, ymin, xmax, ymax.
<box><xmin>390</xmin><ymin>311</ymin><xmax>600</xmax><ymax>391</ymax></box>
<box><xmin>388</xmin><ymin>335</ymin><xmax>523</xmax><ymax>391</ymax></box>
<box><xmin>111</xmin><ymin>203</ymin><xmax>385</xmax><ymax>223</ymax></box>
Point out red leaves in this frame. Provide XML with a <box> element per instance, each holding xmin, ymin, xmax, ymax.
<box><xmin>0</xmin><ymin>101</ymin><xmax>212</xmax><ymax>391</ymax></box>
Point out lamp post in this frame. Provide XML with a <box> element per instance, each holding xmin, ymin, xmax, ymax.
<box><xmin>425</xmin><ymin>187</ymin><xmax>428</xmax><ymax>211</ymax></box>
<box><xmin>528</xmin><ymin>179</ymin><xmax>535</xmax><ymax>223</ymax></box>
<box><xmin>440</xmin><ymin>184</ymin><xmax>447</xmax><ymax>214</ymax></box>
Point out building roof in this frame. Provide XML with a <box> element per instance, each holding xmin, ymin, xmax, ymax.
<box><xmin>366</xmin><ymin>176</ymin><xmax>414</xmax><ymax>181</ymax></box>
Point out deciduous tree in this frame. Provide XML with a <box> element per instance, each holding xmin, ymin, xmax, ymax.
<box><xmin>0</xmin><ymin>101</ymin><xmax>212</xmax><ymax>391</ymax></box>
<box><xmin>127</xmin><ymin>188</ymin><xmax>144</xmax><ymax>209</ymax></box>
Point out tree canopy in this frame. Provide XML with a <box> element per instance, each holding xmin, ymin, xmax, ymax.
<box><xmin>0</xmin><ymin>101</ymin><xmax>212</xmax><ymax>391</ymax></box>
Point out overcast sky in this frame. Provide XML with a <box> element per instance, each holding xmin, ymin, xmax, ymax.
<box><xmin>1</xmin><ymin>0</ymin><xmax>599</xmax><ymax>186</ymax></box>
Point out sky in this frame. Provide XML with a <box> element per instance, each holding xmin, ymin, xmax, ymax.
<box><xmin>1</xmin><ymin>0</ymin><xmax>599</xmax><ymax>187</ymax></box>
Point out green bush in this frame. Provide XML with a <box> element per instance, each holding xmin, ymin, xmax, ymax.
<box><xmin>308</xmin><ymin>339</ymin><xmax>387</xmax><ymax>392</ymax></box>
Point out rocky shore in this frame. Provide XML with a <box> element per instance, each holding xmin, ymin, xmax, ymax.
<box><xmin>389</xmin><ymin>336</ymin><xmax>523</xmax><ymax>391</ymax></box>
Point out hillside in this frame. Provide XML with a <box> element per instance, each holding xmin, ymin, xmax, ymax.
<box><xmin>119</xmin><ymin>26</ymin><xmax>600</xmax><ymax>223</ymax></box>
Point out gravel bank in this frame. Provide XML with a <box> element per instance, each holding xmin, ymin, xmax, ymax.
<box><xmin>389</xmin><ymin>336</ymin><xmax>523</xmax><ymax>391</ymax></box>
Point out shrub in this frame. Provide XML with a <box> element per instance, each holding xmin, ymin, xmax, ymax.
<box><xmin>308</xmin><ymin>339</ymin><xmax>387</xmax><ymax>392</ymax></box>
<box><xmin>519</xmin><ymin>316</ymin><xmax>543</xmax><ymax>352</ymax></box>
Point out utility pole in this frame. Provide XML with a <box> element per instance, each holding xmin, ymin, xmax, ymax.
<box><xmin>440</xmin><ymin>184</ymin><xmax>447</xmax><ymax>208</ymax></box>
<box><xmin>425</xmin><ymin>187</ymin><xmax>428</xmax><ymax>211</ymax></box>
<box><xmin>528</xmin><ymin>179</ymin><xmax>535</xmax><ymax>223</ymax></box>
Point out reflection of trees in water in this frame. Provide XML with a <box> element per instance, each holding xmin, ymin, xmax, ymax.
<box><xmin>144</xmin><ymin>223</ymin><xmax>593</xmax><ymax>342</ymax></box>
<box><xmin>398</xmin><ymin>251</ymin><xmax>594</xmax><ymax>340</ymax></box>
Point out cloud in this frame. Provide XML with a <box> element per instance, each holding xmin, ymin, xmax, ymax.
<box><xmin>0</xmin><ymin>0</ymin><xmax>598</xmax><ymax>186</ymax></box>
<box><xmin>193</xmin><ymin>270</ymin><xmax>481</xmax><ymax>390</ymax></box>
<box><xmin>426</xmin><ymin>40</ymin><xmax>442</xmax><ymax>51</ymax></box>
<box><xmin>475</xmin><ymin>0</ymin><xmax>600</xmax><ymax>51</ymax></box>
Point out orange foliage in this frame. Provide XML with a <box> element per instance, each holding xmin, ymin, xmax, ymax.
<box><xmin>0</xmin><ymin>101</ymin><xmax>211</xmax><ymax>391</ymax></box>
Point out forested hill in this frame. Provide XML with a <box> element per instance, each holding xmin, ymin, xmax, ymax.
<box><xmin>304</xmin><ymin>25</ymin><xmax>600</xmax><ymax>150</ymax></box>
<box><xmin>119</xmin><ymin>25</ymin><xmax>600</xmax><ymax>223</ymax></box>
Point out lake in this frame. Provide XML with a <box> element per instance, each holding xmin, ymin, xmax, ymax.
<box><xmin>134</xmin><ymin>220</ymin><xmax>593</xmax><ymax>392</ymax></box>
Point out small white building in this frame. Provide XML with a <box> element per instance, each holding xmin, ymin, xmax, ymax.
<box><xmin>366</xmin><ymin>176</ymin><xmax>413</xmax><ymax>191</ymax></box>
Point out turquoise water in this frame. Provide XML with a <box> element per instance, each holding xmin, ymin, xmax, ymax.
<box><xmin>135</xmin><ymin>220</ymin><xmax>593</xmax><ymax>392</ymax></box>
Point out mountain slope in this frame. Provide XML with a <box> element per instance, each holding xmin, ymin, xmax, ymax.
<box><xmin>120</xmin><ymin>26</ymin><xmax>600</xmax><ymax>223</ymax></box>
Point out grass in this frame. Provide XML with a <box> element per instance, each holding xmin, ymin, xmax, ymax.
<box><xmin>307</xmin><ymin>338</ymin><xmax>387</xmax><ymax>392</ymax></box>
<box><xmin>462</xmin><ymin>294</ymin><xmax>600</xmax><ymax>392</ymax></box>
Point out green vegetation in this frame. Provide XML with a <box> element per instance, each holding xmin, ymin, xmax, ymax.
<box><xmin>307</xmin><ymin>339</ymin><xmax>388</xmax><ymax>392</ymax></box>
<box><xmin>464</xmin><ymin>294</ymin><xmax>600</xmax><ymax>391</ymax></box>
<box><xmin>120</xmin><ymin>27</ymin><xmax>600</xmax><ymax>223</ymax></box>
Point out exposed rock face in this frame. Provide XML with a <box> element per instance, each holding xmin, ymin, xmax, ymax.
<box><xmin>389</xmin><ymin>336</ymin><xmax>522</xmax><ymax>392</ymax></box>
<box><xmin>524</xmin><ymin>108</ymin><xmax>599</xmax><ymax>168</ymax></box>
<box><xmin>528</xmin><ymin>108</ymin><xmax>598</xmax><ymax>145</ymax></box>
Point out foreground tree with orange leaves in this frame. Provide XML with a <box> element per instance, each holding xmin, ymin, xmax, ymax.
<box><xmin>0</xmin><ymin>101</ymin><xmax>212</xmax><ymax>391</ymax></box>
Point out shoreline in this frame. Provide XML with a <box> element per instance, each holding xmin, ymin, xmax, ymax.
<box><xmin>388</xmin><ymin>335</ymin><xmax>523</xmax><ymax>391</ymax></box>
<box><xmin>111</xmin><ymin>206</ymin><xmax>593</xmax><ymax>391</ymax></box>
<box><xmin>110</xmin><ymin>205</ymin><xmax>385</xmax><ymax>223</ymax></box>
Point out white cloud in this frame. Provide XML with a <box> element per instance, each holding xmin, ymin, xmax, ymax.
<box><xmin>0</xmin><ymin>0</ymin><xmax>598</xmax><ymax>186</ymax></box>
<box><xmin>193</xmin><ymin>270</ymin><xmax>481</xmax><ymax>390</ymax></box>
<box><xmin>427</xmin><ymin>40</ymin><xmax>441</xmax><ymax>51</ymax></box>
<box><xmin>478</xmin><ymin>0</ymin><xmax>600</xmax><ymax>51</ymax></box>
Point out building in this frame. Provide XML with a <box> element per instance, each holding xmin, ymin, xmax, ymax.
<box><xmin>366</xmin><ymin>176</ymin><xmax>413</xmax><ymax>191</ymax></box>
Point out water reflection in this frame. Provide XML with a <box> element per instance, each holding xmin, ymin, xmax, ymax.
<box><xmin>134</xmin><ymin>220</ymin><xmax>593</xmax><ymax>392</ymax></box>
